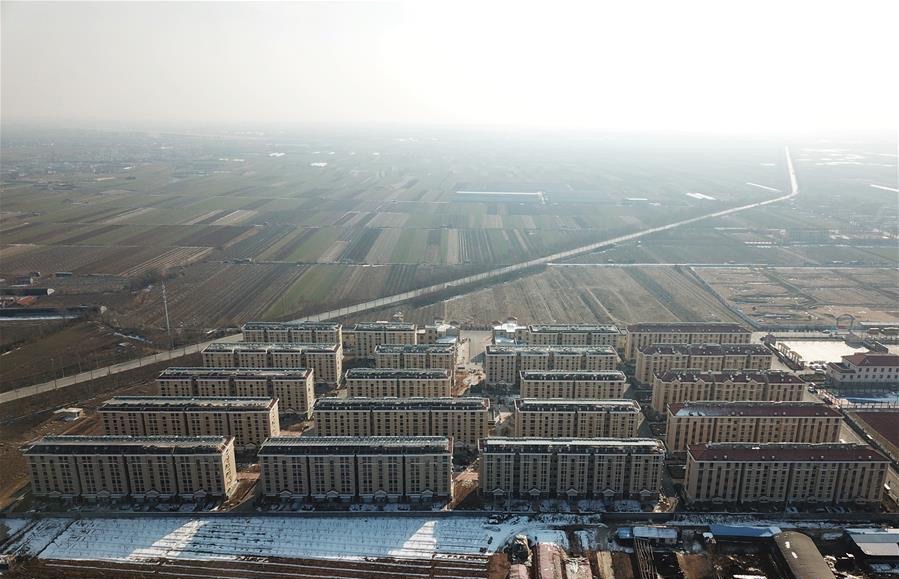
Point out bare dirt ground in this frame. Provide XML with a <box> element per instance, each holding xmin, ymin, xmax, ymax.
<box><xmin>0</xmin><ymin>320</ymin><xmax>168</xmax><ymax>391</ymax></box>
<box><xmin>697</xmin><ymin>266</ymin><xmax>899</xmax><ymax>327</ymax></box>
<box><xmin>341</xmin><ymin>265</ymin><xmax>744</xmax><ymax>327</ymax></box>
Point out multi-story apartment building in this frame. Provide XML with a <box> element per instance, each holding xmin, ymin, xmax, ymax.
<box><xmin>479</xmin><ymin>438</ymin><xmax>665</xmax><ymax>500</ymax></box>
<box><xmin>665</xmin><ymin>401</ymin><xmax>842</xmax><ymax>454</ymax></box>
<box><xmin>827</xmin><ymin>353</ymin><xmax>899</xmax><ymax>388</ymax></box>
<box><xmin>201</xmin><ymin>342</ymin><xmax>341</xmax><ymax>386</ymax></box>
<box><xmin>650</xmin><ymin>370</ymin><xmax>805</xmax><ymax>414</ymax></box>
<box><xmin>374</xmin><ymin>344</ymin><xmax>457</xmax><ymax>372</ymax></box>
<box><xmin>344</xmin><ymin>368</ymin><xmax>452</xmax><ymax>398</ymax></box>
<box><xmin>684</xmin><ymin>443</ymin><xmax>889</xmax><ymax>507</ymax></box>
<box><xmin>635</xmin><ymin>343</ymin><xmax>773</xmax><ymax>383</ymax></box>
<box><xmin>418</xmin><ymin>320</ymin><xmax>460</xmax><ymax>345</ymax></box>
<box><xmin>99</xmin><ymin>397</ymin><xmax>279</xmax><ymax>447</ymax></box>
<box><xmin>259</xmin><ymin>436</ymin><xmax>452</xmax><ymax>502</ymax></box>
<box><xmin>524</xmin><ymin>324</ymin><xmax>626</xmax><ymax>349</ymax></box>
<box><xmin>485</xmin><ymin>345</ymin><xmax>620</xmax><ymax>385</ymax></box>
<box><xmin>493</xmin><ymin>322</ymin><xmax>625</xmax><ymax>349</ymax></box>
<box><xmin>349</xmin><ymin>322</ymin><xmax>417</xmax><ymax>358</ymax></box>
<box><xmin>519</xmin><ymin>370</ymin><xmax>628</xmax><ymax>399</ymax></box>
<box><xmin>313</xmin><ymin>397</ymin><xmax>489</xmax><ymax>449</ymax></box>
<box><xmin>157</xmin><ymin>368</ymin><xmax>315</xmax><ymax>416</ymax></box>
<box><xmin>241</xmin><ymin>321</ymin><xmax>342</xmax><ymax>345</ymax></box>
<box><xmin>514</xmin><ymin>399</ymin><xmax>643</xmax><ymax>438</ymax></box>
<box><xmin>624</xmin><ymin>322</ymin><xmax>751</xmax><ymax>360</ymax></box>
<box><xmin>23</xmin><ymin>436</ymin><xmax>238</xmax><ymax>501</ymax></box>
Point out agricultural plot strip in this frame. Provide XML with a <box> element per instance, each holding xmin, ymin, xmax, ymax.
<box><xmin>0</xmin><ymin>148</ymin><xmax>799</xmax><ymax>405</ymax></box>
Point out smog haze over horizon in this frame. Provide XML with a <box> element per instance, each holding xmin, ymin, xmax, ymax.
<box><xmin>2</xmin><ymin>0</ymin><xmax>898</xmax><ymax>136</ymax></box>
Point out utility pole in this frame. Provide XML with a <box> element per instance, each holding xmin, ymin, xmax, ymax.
<box><xmin>162</xmin><ymin>280</ymin><xmax>174</xmax><ymax>350</ymax></box>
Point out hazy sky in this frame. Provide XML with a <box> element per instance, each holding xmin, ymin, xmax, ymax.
<box><xmin>2</xmin><ymin>1</ymin><xmax>898</xmax><ymax>132</ymax></box>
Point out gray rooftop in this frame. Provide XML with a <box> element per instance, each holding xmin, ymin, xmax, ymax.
<box><xmin>638</xmin><ymin>343</ymin><xmax>771</xmax><ymax>356</ymax></box>
<box><xmin>159</xmin><ymin>367</ymin><xmax>312</xmax><ymax>379</ymax></box>
<box><xmin>515</xmin><ymin>399</ymin><xmax>641</xmax><ymax>412</ymax></box>
<box><xmin>520</xmin><ymin>370</ymin><xmax>627</xmax><ymax>381</ymax></box>
<box><xmin>345</xmin><ymin>368</ymin><xmax>450</xmax><ymax>379</ymax></box>
<box><xmin>259</xmin><ymin>436</ymin><xmax>451</xmax><ymax>455</ymax></box>
<box><xmin>352</xmin><ymin>322</ymin><xmax>416</xmax><ymax>331</ymax></box>
<box><xmin>23</xmin><ymin>436</ymin><xmax>232</xmax><ymax>455</ymax></box>
<box><xmin>487</xmin><ymin>344</ymin><xmax>618</xmax><ymax>355</ymax></box>
<box><xmin>627</xmin><ymin>322</ymin><xmax>750</xmax><ymax>334</ymax></box>
<box><xmin>242</xmin><ymin>321</ymin><xmax>340</xmax><ymax>330</ymax></box>
<box><xmin>480</xmin><ymin>437</ymin><xmax>665</xmax><ymax>454</ymax></box>
<box><xmin>99</xmin><ymin>396</ymin><xmax>276</xmax><ymax>412</ymax></box>
<box><xmin>203</xmin><ymin>342</ymin><xmax>339</xmax><ymax>353</ymax></box>
<box><xmin>315</xmin><ymin>397</ymin><xmax>489</xmax><ymax>412</ymax></box>
<box><xmin>374</xmin><ymin>343</ymin><xmax>455</xmax><ymax>354</ymax></box>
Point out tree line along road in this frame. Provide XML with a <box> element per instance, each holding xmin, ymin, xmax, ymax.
<box><xmin>0</xmin><ymin>147</ymin><xmax>799</xmax><ymax>406</ymax></box>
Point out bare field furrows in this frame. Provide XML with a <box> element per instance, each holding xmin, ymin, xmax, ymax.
<box><xmin>0</xmin><ymin>245</ymin><xmax>131</xmax><ymax>275</ymax></box>
<box><xmin>641</xmin><ymin>267</ymin><xmax>744</xmax><ymax>323</ymax></box>
<box><xmin>118</xmin><ymin>247</ymin><xmax>213</xmax><ymax>277</ymax></box>
<box><xmin>123</xmin><ymin>264</ymin><xmax>308</xmax><ymax>328</ymax></box>
<box><xmin>364</xmin><ymin>228</ymin><xmax>402</xmax><ymax>263</ymax></box>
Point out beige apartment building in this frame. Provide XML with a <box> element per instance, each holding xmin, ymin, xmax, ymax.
<box><xmin>665</xmin><ymin>401</ymin><xmax>842</xmax><ymax>454</ymax></box>
<box><xmin>374</xmin><ymin>343</ymin><xmax>457</xmax><ymax>372</ymax></box>
<box><xmin>492</xmin><ymin>323</ymin><xmax>625</xmax><ymax>349</ymax></box>
<box><xmin>827</xmin><ymin>352</ymin><xmax>899</xmax><ymax>388</ymax></box>
<box><xmin>242</xmin><ymin>321</ymin><xmax>342</xmax><ymax>345</ymax></box>
<box><xmin>23</xmin><ymin>436</ymin><xmax>238</xmax><ymax>501</ymax></box>
<box><xmin>259</xmin><ymin>436</ymin><xmax>452</xmax><ymax>502</ymax></box>
<box><xmin>418</xmin><ymin>320</ymin><xmax>460</xmax><ymax>345</ymax></box>
<box><xmin>685</xmin><ymin>443</ymin><xmax>889</xmax><ymax>507</ymax></box>
<box><xmin>650</xmin><ymin>370</ymin><xmax>805</xmax><ymax>414</ymax></box>
<box><xmin>99</xmin><ymin>397</ymin><xmax>279</xmax><ymax>448</ymax></box>
<box><xmin>313</xmin><ymin>397</ymin><xmax>490</xmax><ymax>448</ymax></box>
<box><xmin>157</xmin><ymin>368</ymin><xmax>315</xmax><ymax>417</ymax></box>
<box><xmin>344</xmin><ymin>368</ymin><xmax>452</xmax><ymax>398</ymax></box>
<box><xmin>349</xmin><ymin>321</ymin><xmax>417</xmax><ymax>358</ymax></box>
<box><xmin>201</xmin><ymin>342</ymin><xmax>341</xmax><ymax>385</ymax></box>
<box><xmin>514</xmin><ymin>399</ymin><xmax>643</xmax><ymax>438</ymax></box>
<box><xmin>624</xmin><ymin>322</ymin><xmax>752</xmax><ymax>360</ymax></box>
<box><xmin>519</xmin><ymin>370</ymin><xmax>628</xmax><ymax>399</ymax></box>
<box><xmin>635</xmin><ymin>343</ymin><xmax>773</xmax><ymax>383</ymax></box>
<box><xmin>479</xmin><ymin>438</ymin><xmax>665</xmax><ymax>500</ymax></box>
<box><xmin>485</xmin><ymin>345</ymin><xmax>620</xmax><ymax>385</ymax></box>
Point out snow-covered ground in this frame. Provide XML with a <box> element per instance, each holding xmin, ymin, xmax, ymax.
<box><xmin>24</xmin><ymin>515</ymin><xmax>566</xmax><ymax>563</ymax></box>
<box><xmin>2</xmin><ymin>519</ymin><xmax>72</xmax><ymax>557</ymax></box>
<box><xmin>0</xmin><ymin>518</ymin><xmax>31</xmax><ymax>539</ymax></box>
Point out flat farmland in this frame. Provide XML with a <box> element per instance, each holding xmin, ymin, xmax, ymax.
<box><xmin>342</xmin><ymin>265</ymin><xmax>744</xmax><ymax>327</ymax></box>
<box><xmin>696</xmin><ymin>267</ymin><xmax>899</xmax><ymax>327</ymax></box>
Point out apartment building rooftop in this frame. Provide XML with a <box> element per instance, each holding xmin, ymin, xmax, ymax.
<box><xmin>258</xmin><ymin>436</ymin><xmax>451</xmax><ymax>455</ymax></box>
<box><xmin>352</xmin><ymin>322</ymin><xmax>416</xmax><ymax>331</ymax></box>
<box><xmin>373</xmin><ymin>343</ymin><xmax>455</xmax><ymax>354</ymax></box>
<box><xmin>314</xmin><ymin>397</ymin><xmax>488</xmax><ymax>412</ymax></box>
<box><xmin>345</xmin><ymin>368</ymin><xmax>451</xmax><ymax>379</ymax></box>
<box><xmin>688</xmin><ymin>442</ymin><xmax>888</xmax><ymax>463</ymax></box>
<box><xmin>515</xmin><ymin>399</ymin><xmax>641</xmax><ymax>412</ymax></box>
<box><xmin>159</xmin><ymin>367</ymin><xmax>312</xmax><ymax>379</ymax></box>
<box><xmin>487</xmin><ymin>344</ymin><xmax>618</xmax><ymax>355</ymax></box>
<box><xmin>203</xmin><ymin>342</ymin><xmax>339</xmax><ymax>353</ymax></box>
<box><xmin>655</xmin><ymin>369</ymin><xmax>803</xmax><ymax>383</ymax></box>
<box><xmin>668</xmin><ymin>401</ymin><xmax>840</xmax><ymax>418</ymax></box>
<box><xmin>23</xmin><ymin>436</ymin><xmax>233</xmax><ymax>455</ymax></box>
<box><xmin>99</xmin><ymin>397</ymin><xmax>276</xmax><ymax>412</ymax></box>
<box><xmin>638</xmin><ymin>343</ymin><xmax>770</xmax><ymax>356</ymax></box>
<box><xmin>528</xmin><ymin>324</ymin><xmax>622</xmax><ymax>333</ymax></box>
<box><xmin>480</xmin><ymin>437</ymin><xmax>665</xmax><ymax>454</ymax></box>
<box><xmin>242</xmin><ymin>321</ymin><xmax>340</xmax><ymax>330</ymax></box>
<box><xmin>627</xmin><ymin>322</ymin><xmax>750</xmax><ymax>334</ymax></box>
<box><xmin>520</xmin><ymin>370</ymin><xmax>626</xmax><ymax>381</ymax></box>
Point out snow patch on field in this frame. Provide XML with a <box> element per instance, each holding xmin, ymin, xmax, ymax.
<box><xmin>32</xmin><ymin>516</ymin><xmax>551</xmax><ymax>563</ymax></box>
<box><xmin>686</xmin><ymin>192</ymin><xmax>716</xmax><ymax>200</ymax></box>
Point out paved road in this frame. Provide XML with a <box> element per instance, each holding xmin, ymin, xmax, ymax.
<box><xmin>0</xmin><ymin>148</ymin><xmax>799</xmax><ymax>405</ymax></box>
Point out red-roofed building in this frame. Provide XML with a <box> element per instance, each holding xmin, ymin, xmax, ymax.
<box><xmin>685</xmin><ymin>442</ymin><xmax>889</xmax><ymax>507</ymax></box>
<box><xmin>827</xmin><ymin>353</ymin><xmax>899</xmax><ymax>387</ymax></box>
